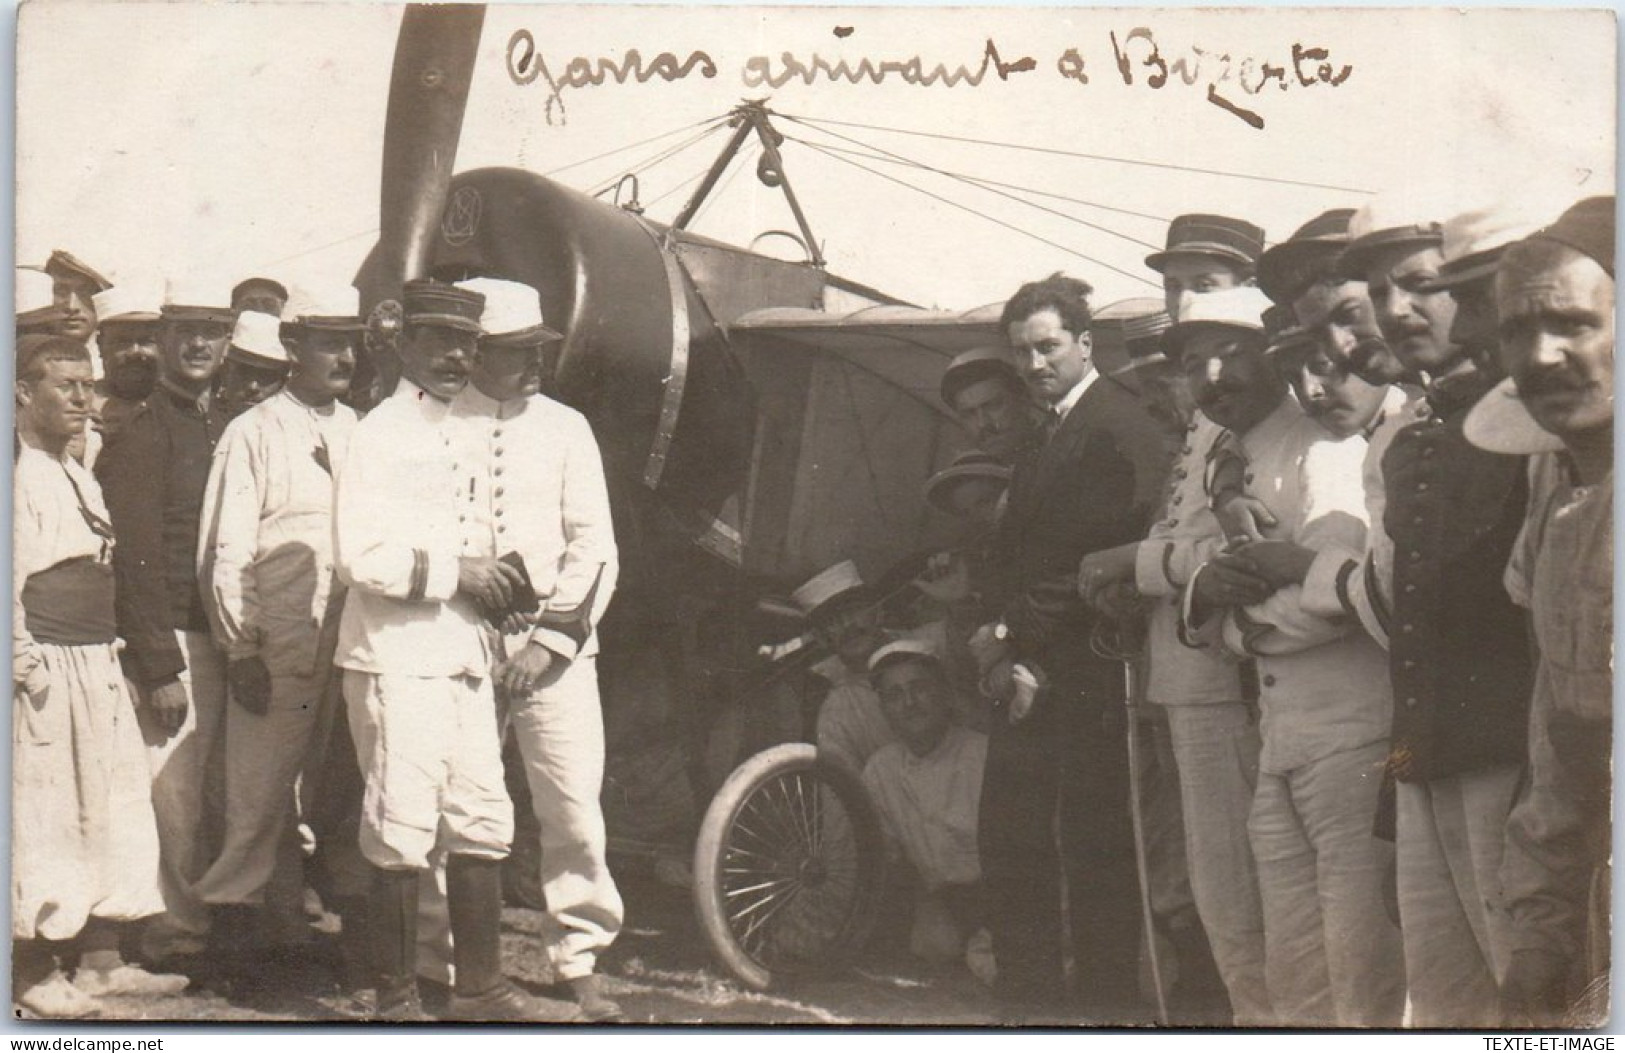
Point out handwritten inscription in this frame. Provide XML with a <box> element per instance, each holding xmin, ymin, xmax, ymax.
<box><xmin>505</xmin><ymin>26</ymin><xmax>1353</xmax><ymax>129</ymax></box>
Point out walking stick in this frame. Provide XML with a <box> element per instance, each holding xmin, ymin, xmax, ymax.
<box><xmin>1093</xmin><ymin>602</ymin><xmax>1170</xmax><ymax>1026</ymax></box>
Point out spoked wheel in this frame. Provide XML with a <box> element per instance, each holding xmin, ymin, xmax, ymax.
<box><xmin>693</xmin><ymin>742</ymin><xmax>886</xmax><ymax>990</ymax></box>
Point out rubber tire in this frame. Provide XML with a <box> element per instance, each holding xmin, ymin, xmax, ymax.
<box><xmin>692</xmin><ymin>742</ymin><xmax>886</xmax><ymax>990</ymax></box>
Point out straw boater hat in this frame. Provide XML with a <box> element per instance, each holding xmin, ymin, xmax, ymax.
<box><xmin>1161</xmin><ymin>286</ymin><xmax>1273</xmax><ymax>359</ymax></box>
<box><xmin>43</xmin><ymin>250</ymin><xmax>112</xmax><ymax>293</ymax></box>
<box><xmin>93</xmin><ymin>282</ymin><xmax>163</xmax><ymax>327</ymax></box>
<box><xmin>456</xmin><ymin>277</ymin><xmax>562</xmax><ymax>346</ymax></box>
<box><xmin>1144</xmin><ymin>214</ymin><xmax>1266</xmax><ymax>273</ymax></box>
<box><xmin>161</xmin><ymin>275</ymin><xmax>234</xmax><ymax>324</ymax></box>
<box><xmin>1255</xmin><ymin>208</ymin><xmax>1358</xmax><ymax>305</ymax></box>
<box><xmin>226</xmin><ymin>311</ymin><xmax>290</xmax><ymax>371</ymax></box>
<box><xmin>283</xmin><ymin>286</ymin><xmax>366</xmax><ymax>332</ymax></box>
<box><xmin>923</xmin><ymin>450</ymin><xmax>1011</xmax><ymax>515</ymax></box>
<box><xmin>1416</xmin><ymin>200</ymin><xmax>1551</xmax><ymax>294</ymax></box>
<box><xmin>791</xmin><ymin>560</ymin><xmax>870</xmax><ymax>623</ymax></box>
<box><xmin>939</xmin><ymin>346</ymin><xmax>1020</xmax><ymax>407</ymax></box>
<box><xmin>866</xmin><ymin>636</ymin><xmax>941</xmax><ymax>678</ymax></box>
<box><xmin>1094</xmin><ymin>299</ymin><xmax>1172</xmax><ymax>377</ymax></box>
<box><xmin>1464</xmin><ymin>195</ymin><xmax>1615</xmax><ymax>456</ymax></box>
<box><xmin>1337</xmin><ymin>190</ymin><xmax>1449</xmax><ymax>278</ymax></box>
<box><xmin>401</xmin><ymin>279</ymin><xmax>484</xmax><ymax>333</ymax></box>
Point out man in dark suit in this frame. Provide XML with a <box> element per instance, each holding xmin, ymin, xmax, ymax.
<box><xmin>972</xmin><ymin>273</ymin><xmax>1169</xmax><ymax>1020</ymax></box>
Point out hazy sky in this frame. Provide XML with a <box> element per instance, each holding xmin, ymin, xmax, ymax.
<box><xmin>16</xmin><ymin>3</ymin><xmax>1616</xmax><ymax>310</ymax></box>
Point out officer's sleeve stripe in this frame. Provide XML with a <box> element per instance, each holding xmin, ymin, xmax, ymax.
<box><xmin>408</xmin><ymin>548</ymin><xmax>428</xmax><ymax>603</ymax></box>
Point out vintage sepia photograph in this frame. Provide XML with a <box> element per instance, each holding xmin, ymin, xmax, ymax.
<box><xmin>10</xmin><ymin>0</ymin><xmax>1617</xmax><ymax>1029</ymax></box>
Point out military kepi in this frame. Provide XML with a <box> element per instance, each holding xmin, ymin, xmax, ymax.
<box><xmin>401</xmin><ymin>279</ymin><xmax>485</xmax><ymax>333</ymax></box>
<box><xmin>1145</xmin><ymin>214</ymin><xmax>1266</xmax><ymax>273</ymax></box>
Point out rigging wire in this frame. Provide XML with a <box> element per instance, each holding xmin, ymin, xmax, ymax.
<box><xmin>686</xmin><ymin>140</ymin><xmax>761</xmax><ymax>230</ymax></box>
<box><xmin>643</xmin><ymin>138</ymin><xmax>761</xmax><ymax>214</ymax></box>
<box><xmin>779</xmin><ymin>137</ymin><xmax>1169</xmax><ymax>223</ymax></box>
<box><xmin>782</xmin><ymin>112</ymin><xmax>1375</xmax><ymax>196</ymax></box>
<box><xmin>794</xmin><ymin>139</ymin><xmax>1161</xmax><ymax>288</ymax></box>
<box><xmin>588</xmin><ymin>122</ymin><xmax>731</xmax><ymax>197</ymax></box>
<box><xmin>542</xmin><ymin>114</ymin><xmax>730</xmax><ymax>178</ymax></box>
<box><xmin>254</xmin><ymin>225</ymin><xmax>380</xmax><ymax>271</ymax></box>
<box><xmin>780</xmin><ymin>129</ymin><xmax>1161</xmax><ymax>251</ymax></box>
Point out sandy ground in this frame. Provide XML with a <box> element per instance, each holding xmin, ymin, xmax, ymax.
<box><xmin>32</xmin><ymin>866</ymin><xmax>1006</xmax><ymax>1027</ymax></box>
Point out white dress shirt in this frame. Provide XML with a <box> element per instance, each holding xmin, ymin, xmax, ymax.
<box><xmin>333</xmin><ymin>379</ymin><xmax>489</xmax><ymax>678</ymax></box>
<box><xmin>198</xmin><ymin>390</ymin><xmax>358</xmax><ymax>676</ymax></box>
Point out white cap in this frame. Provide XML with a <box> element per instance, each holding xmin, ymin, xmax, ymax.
<box><xmin>284</xmin><ymin>285</ymin><xmax>364</xmax><ymax>330</ymax></box>
<box><xmin>1162</xmin><ymin>286</ymin><xmax>1273</xmax><ymax>358</ymax></box>
<box><xmin>1340</xmin><ymin>187</ymin><xmax>1453</xmax><ymax>275</ymax></box>
<box><xmin>15</xmin><ymin>266</ymin><xmax>55</xmax><ymax>315</ymax></box>
<box><xmin>791</xmin><ymin>560</ymin><xmax>866</xmax><ymax>618</ymax></box>
<box><xmin>162</xmin><ymin>274</ymin><xmax>233</xmax><ymax>322</ymax></box>
<box><xmin>1419</xmin><ymin>200</ymin><xmax>1552</xmax><ymax>292</ymax></box>
<box><xmin>866</xmin><ymin>637</ymin><xmax>940</xmax><ymax>676</ymax></box>
<box><xmin>93</xmin><ymin>281</ymin><xmax>164</xmax><ymax>325</ymax></box>
<box><xmin>457</xmin><ymin>277</ymin><xmax>561</xmax><ymax>343</ymax></box>
<box><xmin>227</xmin><ymin>310</ymin><xmax>289</xmax><ymax>369</ymax></box>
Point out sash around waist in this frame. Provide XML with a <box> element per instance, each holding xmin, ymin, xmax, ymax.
<box><xmin>23</xmin><ymin>557</ymin><xmax>117</xmax><ymax>645</ymax></box>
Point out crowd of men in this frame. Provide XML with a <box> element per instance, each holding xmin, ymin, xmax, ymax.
<box><xmin>10</xmin><ymin>187</ymin><xmax>1614</xmax><ymax>1028</ymax></box>
<box><xmin>787</xmin><ymin>192</ymin><xmax>1613</xmax><ymax>1028</ymax></box>
<box><xmin>13</xmin><ymin>265</ymin><xmax>622</xmax><ymax>1022</ymax></box>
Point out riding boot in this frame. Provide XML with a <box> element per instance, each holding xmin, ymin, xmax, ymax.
<box><xmin>442</xmin><ymin>854</ymin><xmax>579</xmax><ymax>1022</ymax></box>
<box><xmin>370</xmin><ymin>866</ymin><xmax>426</xmax><ymax>1021</ymax></box>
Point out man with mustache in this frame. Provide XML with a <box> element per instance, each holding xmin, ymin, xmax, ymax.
<box><xmin>939</xmin><ymin>347</ymin><xmax>1041</xmax><ymax>465</ymax></box>
<box><xmin>973</xmin><ymin>273</ymin><xmax>1167</xmax><ymax>1021</ymax></box>
<box><xmin>95</xmin><ymin>276</ymin><xmax>233</xmax><ymax>965</ymax></box>
<box><xmin>449</xmin><ymin>277</ymin><xmax>623</xmax><ymax>1022</ymax></box>
<box><xmin>1175</xmin><ymin>286</ymin><xmax>1404</xmax><ymax>1026</ymax></box>
<box><xmin>193</xmin><ymin>288</ymin><xmax>364</xmax><ymax>994</ymax></box>
<box><xmin>44</xmin><ymin>250</ymin><xmax>112</xmax><ymax>345</ymax></box>
<box><xmin>89</xmin><ymin>283</ymin><xmax>163</xmax><ymax>445</ymax></box>
<box><xmin>213</xmin><ymin>311</ymin><xmax>290</xmax><ymax>421</ymax></box>
<box><xmin>1471</xmin><ymin>196</ymin><xmax>1614</xmax><ymax>1025</ymax></box>
<box><xmin>11</xmin><ymin>335</ymin><xmax>184</xmax><ymax>1017</ymax></box>
<box><xmin>332</xmin><ymin>279</ymin><xmax>567</xmax><ymax>1021</ymax></box>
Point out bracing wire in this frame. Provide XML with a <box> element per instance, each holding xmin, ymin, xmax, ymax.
<box><xmin>781</xmin><ymin>137</ymin><xmax>1169</xmax><ymax>223</ymax></box>
<box><xmin>542</xmin><ymin>114</ymin><xmax>731</xmax><ymax>178</ymax></box>
<box><xmin>686</xmin><ymin>140</ymin><xmax>761</xmax><ymax>230</ymax></box>
<box><xmin>255</xmin><ymin>226</ymin><xmax>380</xmax><ymax>271</ymax></box>
<box><xmin>784</xmin><ymin>112</ymin><xmax>1375</xmax><ymax>196</ymax></box>
<box><xmin>587</xmin><ymin>122</ymin><xmax>731</xmax><ymax>197</ymax></box>
<box><xmin>794</xmin><ymin>139</ymin><xmax>1162</xmax><ymax>288</ymax></box>
<box><xmin>779</xmin><ymin>130</ymin><xmax>1161</xmax><ymax>250</ymax></box>
<box><xmin>644</xmin><ymin>139</ymin><xmax>762</xmax><ymax>214</ymax></box>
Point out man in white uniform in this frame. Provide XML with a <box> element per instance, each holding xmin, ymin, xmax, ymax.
<box><xmin>195</xmin><ymin>288</ymin><xmax>364</xmax><ymax>984</ymax></box>
<box><xmin>332</xmin><ymin>279</ymin><xmax>572</xmax><ymax>1021</ymax></box>
<box><xmin>450</xmin><ymin>277</ymin><xmax>624</xmax><ymax>1021</ymax></box>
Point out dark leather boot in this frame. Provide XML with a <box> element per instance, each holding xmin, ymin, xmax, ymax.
<box><xmin>442</xmin><ymin>854</ymin><xmax>579</xmax><ymax>1022</ymax></box>
<box><xmin>370</xmin><ymin>867</ymin><xmax>426</xmax><ymax>1022</ymax></box>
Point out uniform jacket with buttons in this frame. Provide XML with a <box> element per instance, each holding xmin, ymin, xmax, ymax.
<box><xmin>1381</xmin><ymin>370</ymin><xmax>1530</xmax><ymax>783</ymax></box>
<box><xmin>1181</xmin><ymin>398</ymin><xmax>1391</xmax><ymax>775</ymax></box>
<box><xmin>332</xmin><ymin>379</ymin><xmax>489</xmax><ymax>679</ymax></box>
<box><xmin>197</xmin><ymin>390</ymin><xmax>358</xmax><ymax>678</ymax></box>
<box><xmin>997</xmin><ymin>372</ymin><xmax>1168</xmax><ymax>701</ymax></box>
<box><xmin>96</xmin><ymin>382</ymin><xmax>226</xmax><ymax>685</ymax></box>
<box><xmin>449</xmin><ymin>385</ymin><xmax>618</xmax><ymax>661</ymax></box>
<box><xmin>1133</xmin><ymin>413</ymin><xmax>1245</xmax><ymax>705</ymax></box>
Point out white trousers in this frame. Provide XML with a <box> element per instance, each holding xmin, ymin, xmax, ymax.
<box><xmin>343</xmin><ymin>671</ymin><xmax>512</xmax><ymax>870</ymax></box>
<box><xmin>504</xmin><ymin>655</ymin><xmax>623</xmax><ymax>980</ymax></box>
<box><xmin>195</xmin><ymin>670</ymin><xmax>330</xmax><ymax>908</ymax></box>
<box><xmin>1396</xmin><ymin>765</ymin><xmax>1522</xmax><ymax>1027</ymax></box>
